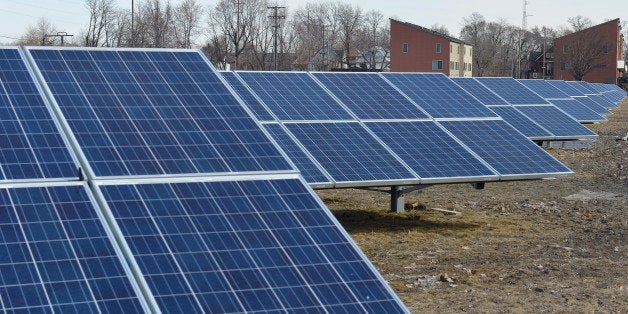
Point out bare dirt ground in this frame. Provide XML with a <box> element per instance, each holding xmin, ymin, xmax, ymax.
<box><xmin>318</xmin><ymin>98</ymin><xmax>627</xmax><ymax>313</ymax></box>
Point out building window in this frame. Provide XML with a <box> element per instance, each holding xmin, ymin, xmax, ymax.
<box><xmin>560</xmin><ymin>62</ymin><xmax>571</xmax><ymax>70</ymax></box>
<box><xmin>402</xmin><ymin>43</ymin><xmax>408</xmax><ymax>53</ymax></box>
<box><xmin>450</xmin><ymin>44</ymin><xmax>453</xmax><ymax>53</ymax></box>
<box><xmin>603</xmin><ymin>44</ymin><xmax>609</xmax><ymax>54</ymax></box>
<box><xmin>450</xmin><ymin>61</ymin><xmax>455</xmax><ymax>70</ymax></box>
<box><xmin>563</xmin><ymin>45</ymin><xmax>569</xmax><ymax>54</ymax></box>
<box><xmin>468</xmin><ymin>63</ymin><xmax>472</xmax><ymax>72</ymax></box>
<box><xmin>435</xmin><ymin>43</ymin><xmax>441</xmax><ymax>53</ymax></box>
<box><xmin>470</xmin><ymin>47</ymin><xmax>473</xmax><ymax>56</ymax></box>
<box><xmin>454</xmin><ymin>62</ymin><xmax>459</xmax><ymax>70</ymax></box>
<box><xmin>432</xmin><ymin>60</ymin><xmax>443</xmax><ymax>70</ymax></box>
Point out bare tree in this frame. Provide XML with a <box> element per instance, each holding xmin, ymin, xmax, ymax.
<box><xmin>430</xmin><ymin>24</ymin><xmax>450</xmax><ymax>36</ymax></box>
<box><xmin>568</xmin><ymin>16</ymin><xmax>593</xmax><ymax>32</ymax></box>
<box><xmin>84</xmin><ymin>0</ymin><xmax>118</xmax><ymax>46</ymax></box>
<box><xmin>18</xmin><ymin>18</ymin><xmax>58</xmax><ymax>46</ymax></box>
<box><xmin>336</xmin><ymin>3</ymin><xmax>362</xmax><ymax>68</ymax></box>
<box><xmin>173</xmin><ymin>0</ymin><xmax>204</xmax><ymax>48</ymax></box>
<box><xmin>357</xmin><ymin>10</ymin><xmax>389</xmax><ymax>70</ymax></box>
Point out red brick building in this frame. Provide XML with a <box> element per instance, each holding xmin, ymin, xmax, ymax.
<box><xmin>554</xmin><ymin>18</ymin><xmax>625</xmax><ymax>83</ymax></box>
<box><xmin>389</xmin><ymin>19</ymin><xmax>473</xmax><ymax>76</ymax></box>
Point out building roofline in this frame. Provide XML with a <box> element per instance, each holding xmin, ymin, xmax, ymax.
<box><xmin>555</xmin><ymin>18</ymin><xmax>621</xmax><ymax>40</ymax></box>
<box><xmin>390</xmin><ymin>18</ymin><xmax>472</xmax><ymax>46</ymax></box>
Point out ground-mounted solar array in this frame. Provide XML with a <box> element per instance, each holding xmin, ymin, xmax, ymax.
<box><xmin>222</xmin><ymin>71</ymin><xmax>574</xmax><ymax>187</ymax></box>
<box><xmin>452</xmin><ymin>77</ymin><xmax>599</xmax><ymax>140</ymax></box>
<box><xmin>0</xmin><ymin>182</ymin><xmax>148</xmax><ymax>313</ymax></box>
<box><xmin>27</xmin><ymin>48</ymin><xmax>292</xmax><ymax>179</ymax></box>
<box><xmin>95</xmin><ymin>177</ymin><xmax>406</xmax><ymax>313</ymax></box>
<box><xmin>0</xmin><ymin>48</ymin><xmax>77</xmax><ymax>182</ymax></box>
<box><xmin>517</xmin><ymin>79</ymin><xmax>606</xmax><ymax>123</ymax></box>
<box><xmin>0</xmin><ymin>47</ymin><xmax>410</xmax><ymax>313</ymax></box>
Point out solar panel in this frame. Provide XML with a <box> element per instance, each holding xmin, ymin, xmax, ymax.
<box><xmin>284</xmin><ymin>122</ymin><xmax>417</xmax><ymax>186</ymax></box>
<box><xmin>546</xmin><ymin>80</ymin><xmax>586</xmax><ymax>96</ymax></box>
<box><xmin>311</xmin><ymin>72</ymin><xmax>429</xmax><ymax>120</ymax></box>
<box><xmin>573</xmin><ymin>96</ymin><xmax>612</xmax><ymax>115</ymax></box>
<box><xmin>364</xmin><ymin>121</ymin><xmax>498</xmax><ymax>182</ymax></box>
<box><xmin>263</xmin><ymin>123</ymin><xmax>332</xmax><ymax>187</ymax></box>
<box><xmin>0</xmin><ymin>182</ymin><xmax>147</xmax><ymax>312</ymax></box>
<box><xmin>567</xmin><ymin>82</ymin><xmax>618</xmax><ymax>108</ymax></box>
<box><xmin>451</xmin><ymin>77</ymin><xmax>508</xmax><ymax>106</ymax></box>
<box><xmin>0</xmin><ymin>48</ymin><xmax>77</xmax><ymax>182</ymax></box>
<box><xmin>475</xmin><ymin>77</ymin><xmax>550</xmax><ymax>105</ymax></box>
<box><xmin>488</xmin><ymin>106</ymin><xmax>552</xmax><ymax>139</ymax></box>
<box><xmin>382</xmin><ymin>73</ymin><xmax>498</xmax><ymax>118</ymax></box>
<box><xmin>439</xmin><ymin>120</ymin><xmax>572</xmax><ymax>178</ymax></box>
<box><xmin>548</xmin><ymin>99</ymin><xmax>606</xmax><ymax>123</ymax></box>
<box><xmin>517</xmin><ymin>79</ymin><xmax>571</xmax><ymax>99</ymax></box>
<box><xmin>235</xmin><ymin>72</ymin><xmax>353</xmax><ymax>121</ymax></box>
<box><xmin>96</xmin><ymin>178</ymin><xmax>407</xmax><ymax>313</ymax></box>
<box><xmin>515</xmin><ymin>105</ymin><xmax>597</xmax><ymax>139</ymax></box>
<box><xmin>27</xmin><ymin>48</ymin><xmax>292</xmax><ymax>179</ymax></box>
<box><xmin>587</xmin><ymin>93</ymin><xmax>619</xmax><ymax>109</ymax></box>
<box><xmin>219</xmin><ymin>71</ymin><xmax>275</xmax><ymax>121</ymax></box>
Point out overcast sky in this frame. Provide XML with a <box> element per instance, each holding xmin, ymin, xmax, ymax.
<box><xmin>0</xmin><ymin>0</ymin><xmax>624</xmax><ymax>44</ymax></box>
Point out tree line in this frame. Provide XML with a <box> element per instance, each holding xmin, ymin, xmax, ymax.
<box><xmin>12</xmin><ymin>0</ymin><xmax>628</xmax><ymax>77</ymax></box>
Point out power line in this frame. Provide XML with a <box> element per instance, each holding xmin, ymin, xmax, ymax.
<box><xmin>268</xmin><ymin>5</ymin><xmax>285</xmax><ymax>71</ymax></box>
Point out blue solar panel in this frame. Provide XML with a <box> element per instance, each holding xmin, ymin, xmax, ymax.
<box><xmin>219</xmin><ymin>71</ymin><xmax>274</xmax><ymax>121</ymax></box>
<box><xmin>0</xmin><ymin>183</ymin><xmax>147</xmax><ymax>312</ymax></box>
<box><xmin>573</xmin><ymin>96</ymin><xmax>612</xmax><ymax>115</ymax></box>
<box><xmin>28</xmin><ymin>48</ymin><xmax>291</xmax><ymax>178</ymax></box>
<box><xmin>546</xmin><ymin>80</ymin><xmax>586</xmax><ymax>96</ymax></box>
<box><xmin>518</xmin><ymin>79</ymin><xmax>571</xmax><ymax>99</ymax></box>
<box><xmin>587</xmin><ymin>93</ymin><xmax>619</xmax><ymax>109</ymax></box>
<box><xmin>515</xmin><ymin>105</ymin><xmax>597</xmax><ymax>138</ymax></box>
<box><xmin>548</xmin><ymin>99</ymin><xmax>606</xmax><ymax>122</ymax></box>
<box><xmin>365</xmin><ymin>121</ymin><xmax>497</xmax><ymax>181</ymax></box>
<box><xmin>440</xmin><ymin>120</ymin><xmax>572</xmax><ymax>177</ymax></box>
<box><xmin>263</xmin><ymin>123</ymin><xmax>332</xmax><ymax>185</ymax></box>
<box><xmin>489</xmin><ymin>106</ymin><xmax>552</xmax><ymax>139</ymax></box>
<box><xmin>476</xmin><ymin>77</ymin><xmax>550</xmax><ymax>105</ymax></box>
<box><xmin>451</xmin><ymin>77</ymin><xmax>507</xmax><ymax>106</ymax></box>
<box><xmin>235</xmin><ymin>72</ymin><xmax>353</xmax><ymax>121</ymax></box>
<box><xmin>311</xmin><ymin>73</ymin><xmax>429</xmax><ymax>120</ymax></box>
<box><xmin>98</xmin><ymin>178</ymin><xmax>407</xmax><ymax>313</ymax></box>
<box><xmin>382</xmin><ymin>73</ymin><xmax>498</xmax><ymax>118</ymax></box>
<box><xmin>0</xmin><ymin>48</ymin><xmax>77</xmax><ymax>181</ymax></box>
<box><xmin>285</xmin><ymin>122</ymin><xmax>416</xmax><ymax>184</ymax></box>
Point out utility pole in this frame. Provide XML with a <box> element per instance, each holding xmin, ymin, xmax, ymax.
<box><xmin>268</xmin><ymin>5</ymin><xmax>285</xmax><ymax>71</ymax></box>
<box><xmin>43</xmin><ymin>32</ymin><xmax>74</xmax><ymax>46</ymax></box>
<box><xmin>234</xmin><ymin>0</ymin><xmax>242</xmax><ymax>70</ymax></box>
<box><xmin>517</xmin><ymin>0</ymin><xmax>532</xmax><ymax>78</ymax></box>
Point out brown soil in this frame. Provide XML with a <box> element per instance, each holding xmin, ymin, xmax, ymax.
<box><xmin>318</xmin><ymin>98</ymin><xmax>628</xmax><ymax>313</ymax></box>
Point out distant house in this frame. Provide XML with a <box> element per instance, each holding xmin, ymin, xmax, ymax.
<box><xmin>553</xmin><ymin>18</ymin><xmax>625</xmax><ymax>83</ymax></box>
<box><xmin>389</xmin><ymin>19</ymin><xmax>473</xmax><ymax>77</ymax></box>
<box><xmin>527</xmin><ymin>47</ymin><xmax>554</xmax><ymax>79</ymax></box>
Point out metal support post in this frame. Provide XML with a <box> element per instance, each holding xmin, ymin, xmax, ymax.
<box><xmin>390</xmin><ymin>186</ymin><xmax>405</xmax><ymax>213</ymax></box>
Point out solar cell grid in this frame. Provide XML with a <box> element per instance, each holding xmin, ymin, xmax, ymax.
<box><xmin>0</xmin><ymin>48</ymin><xmax>77</xmax><ymax>182</ymax></box>
<box><xmin>515</xmin><ymin>105</ymin><xmax>597</xmax><ymax>138</ymax></box>
<box><xmin>263</xmin><ymin>123</ymin><xmax>332</xmax><ymax>186</ymax></box>
<box><xmin>382</xmin><ymin>73</ymin><xmax>498</xmax><ymax>118</ymax></box>
<box><xmin>450</xmin><ymin>77</ymin><xmax>508</xmax><ymax>106</ymax></box>
<box><xmin>518</xmin><ymin>79</ymin><xmax>571</xmax><ymax>99</ymax></box>
<box><xmin>311</xmin><ymin>72</ymin><xmax>429</xmax><ymax>120</ymax></box>
<box><xmin>219</xmin><ymin>71</ymin><xmax>275</xmax><ymax>121</ymax></box>
<box><xmin>235</xmin><ymin>72</ymin><xmax>353</xmax><ymax>121</ymax></box>
<box><xmin>488</xmin><ymin>106</ymin><xmax>552</xmax><ymax>139</ymax></box>
<box><xmin>548</xmin><ymin>99</ymin><xmax>605</xmax><ymax>122</ymax></box>
<box><xmin>546</xmin><ymin>80</ymin><xmax>586</xmax><ymax>96</ymax></box>
<box><xmin>440</xmin><ymin>120</ymin><xmax>572</xmax><ymax>177</ymax></box>
<box><xmin>0</xmin><ymin>183</ymin><xmax>147</xmax><ymax>313</ymax></box>
<box><xmin>97</xmin><ymin>178</ymin><xmax>407</xmax><ymax>313</ymax></box>
<box><xmin>365</xmin><ymin>121</ymin><xmax>497</xmax><ymax>181</ymax></box>
<box><xmin>28</xmin><ymin>48</ymin><xmax>292</xmax><ymax>178</ymax></box>
<box><xmin>476</xmin><ymin>77</ymin><xmax>550</xmax><ymax>105</ymax></box>
<box><xmin>285</xmin><ymin>122</ymin><xmax>417</xmax><ymax>185</ymax></box>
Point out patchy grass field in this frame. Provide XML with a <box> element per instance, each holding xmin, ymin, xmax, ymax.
<box><xmin>318</xmin><ymin>98</ymin><xmax>628</xmax><ymax>313</ymax></box>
